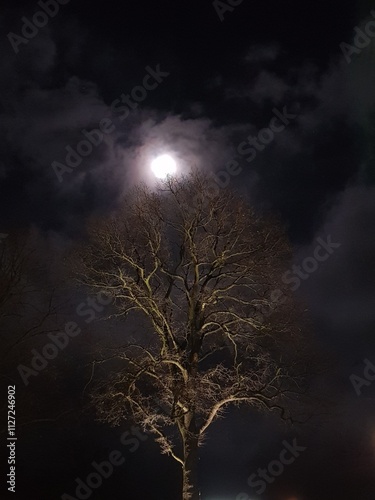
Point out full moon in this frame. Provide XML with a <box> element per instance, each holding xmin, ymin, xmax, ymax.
<box><xmin>151</xmin><ymin>154</ymin><xmax>177</xmax><ymax>179</ymax></box>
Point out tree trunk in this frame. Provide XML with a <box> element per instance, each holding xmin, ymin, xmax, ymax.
<box><xmin>182</xmin><ymin>431</ymin><xmax>200</xmax><ymax>500</ymax></box>
<box><xmin>182</xmin><ymin>334</ymin><xmax>201</xmax><ymax>499</ymax></box>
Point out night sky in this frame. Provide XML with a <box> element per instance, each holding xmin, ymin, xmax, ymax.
<box><xmin>1</xmin><ymin>0</ymin><xmax>375</xmax><ymax>499</ymax></box>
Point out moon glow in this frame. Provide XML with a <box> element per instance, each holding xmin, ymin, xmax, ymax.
<box><xmin>151</xmin><ymin>154</ymin><xmax>177</xmax><ymax>179</ymax></box>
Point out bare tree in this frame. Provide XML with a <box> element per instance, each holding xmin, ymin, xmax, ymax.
<box><xmin>0</xmin><ymin>230</ymin><xmax>62</xmax><ymax>355</ymax></box>
<box><xmin>72</xmin><ymin>172</ymin><xmax>309</xmax><ymax>499</ymax></box>
<box><xmin>0</xmin><ymin>230</ymin><xmax>72</xmax><ymax>438</ymax></box>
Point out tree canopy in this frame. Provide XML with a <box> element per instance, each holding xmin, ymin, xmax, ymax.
<box><xmin>72</xmin><ymin>172</ymin><xmax>309</xmax><ymax>499</ymax></box>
